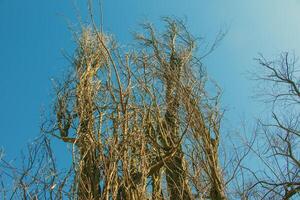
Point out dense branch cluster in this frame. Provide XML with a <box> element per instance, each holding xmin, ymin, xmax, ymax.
<box><xmin>42</xmin><ymin>18</ymin><xmax>226</xmax><ymax>199</ymax></box>
<box><xmin>1</xmin><ymin>11</ymin><xmax>300</xmax><ymax>200</ymax></box>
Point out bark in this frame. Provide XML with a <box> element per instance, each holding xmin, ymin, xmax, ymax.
<box><xmin>152</xmin><ymin>171</ymin><xmax>164</xmax><ymax>200</ymax></box>
<box><xmin>163</xmin><ymin>53</ymin><xmax>193</xmax><ymax>200</ymax></box>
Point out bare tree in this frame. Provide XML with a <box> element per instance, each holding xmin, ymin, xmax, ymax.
<box><xmin>242</xmin><ymin>52</ymin><xmax>300</xmax><ymax>199</ymax></box>
<box><xmin>38</xmin><ymin>15</ymin><xmax>228</xmax><ymax>199</ymax></box>
<box><xmin>0</xmin><ymin>136</ymin><xmax>73</xmax><ymax>199</ymax></box>
<box><xmin>0</xmin><ymin>1</ymin><xmax>234</xmax><ymax>197</ymax></box>
<box><xmin>4</xmin><ymin>2</ymin><xmax>300</xmax><ymax>199</ymax></box>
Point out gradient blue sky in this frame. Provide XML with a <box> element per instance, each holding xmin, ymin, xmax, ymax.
<box><xmin>1</xmin><ymin>0</ymin><xmax>300</xmax><ymax>165</ymax></box>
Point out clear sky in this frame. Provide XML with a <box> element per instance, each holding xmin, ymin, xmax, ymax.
<box><xmin>1</xmin><ymin>0</ymin><xmax>300</xmax><ymax>166</ymax></box>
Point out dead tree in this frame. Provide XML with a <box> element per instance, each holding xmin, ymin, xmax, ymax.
<box><xmin>1</xmin><ymin>15</ymin><xmax>228</xmax><ymax>199</ymax></box>
<box><xmin>0</xmin><ymin>136</ymin><xmax>73</xmax><ymax>199</ymax></box>
<box><xmin>244</xmin><ymin>52</ymin><xmax>300</xmax><ymax>199</ymax></box>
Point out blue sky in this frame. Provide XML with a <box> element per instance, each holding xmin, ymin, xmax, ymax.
<box><xmin>1</xmin><ymin>0</ymin><xmax>300</xmax><ymax>166</ymax></box>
